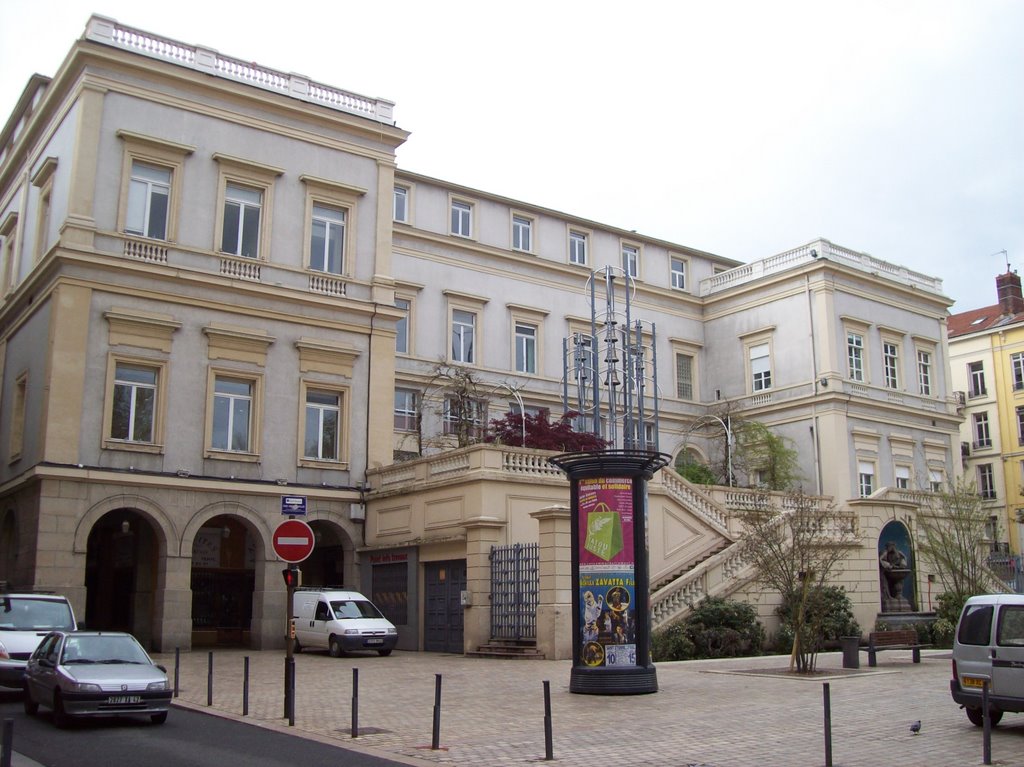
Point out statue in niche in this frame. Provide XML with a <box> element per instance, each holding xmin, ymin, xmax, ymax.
<box><xmin>878</xmin><ymin>541</ymin><xmax>916</xmax><ymax>612</ymax></box>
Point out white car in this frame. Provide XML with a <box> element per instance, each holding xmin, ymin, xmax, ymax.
<box><xmin>0</xmin><ymin>593</ymin><xmax>77</xmax><ymax>689</ymax></box>
<box><xmin>24</xmin><ymin>631</ymin><xmax>171</xmax><ymax>727</ymax></box>
<box><xmin>950</xmin><ymin>593</ymin><xmax>1024</xmax><ymax>726</ymax></box>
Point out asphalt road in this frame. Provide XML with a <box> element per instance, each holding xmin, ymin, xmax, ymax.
<box><xmin>0</xmin><ymin>691</ymin><xmax>409</xmax><ymax>767</ymax></box>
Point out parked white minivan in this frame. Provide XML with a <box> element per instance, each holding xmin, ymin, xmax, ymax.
<box><xmin>292</xmin><ymin>588</ymin><xmax>398</xmax><ymax>657</ymax></box>
<box><xmin>950</xmin><ymin>593</ymin><xmax>1024</xmax><ymax>726</ymax></box>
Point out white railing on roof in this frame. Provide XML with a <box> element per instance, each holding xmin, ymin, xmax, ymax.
<box><xmin>699</xmin><ymin>239</ymin><xmax>944</xmax><ymax>297</ymax></box>
<box><xmin>85</xmin><ymin>16</ymin><xmax>396</xmax><ymax>125</ymax></box>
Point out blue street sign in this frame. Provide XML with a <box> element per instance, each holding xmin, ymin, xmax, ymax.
<box><xmin>281</xmin><ymin>495</ymin><xmax>307</xmax><ymax>516</ymax></box>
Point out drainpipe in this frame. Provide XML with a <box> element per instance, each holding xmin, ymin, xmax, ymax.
<box><xmin>806</xmin><ymin>275</ymin><xmax>822</xmax><ymax>494</ymax></box>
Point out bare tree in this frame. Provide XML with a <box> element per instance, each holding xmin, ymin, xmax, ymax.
<box><xmin>737</xmin><ymin>491</ymin><xmax>858</xmax><ymax>672</ymax></box>
<box><xmin>915</xmin><ymin>476</ymin><xmax>1002</xmax><ymax>601</ymax></box>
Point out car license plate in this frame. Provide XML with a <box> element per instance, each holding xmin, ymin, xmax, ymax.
<box><xmin>366</xmin><ymin>638</ymin><xmax>383</xmax><ymax>645</ymax></box>
<box><xmin>107</xmin><ymin>695</ymin><xmax>142</xmax><ymax>704</ymax></box>
<box><xmin>962</xmin><ymin>676</ymin><xmax>986</xmax><ymax>689</ymax></box>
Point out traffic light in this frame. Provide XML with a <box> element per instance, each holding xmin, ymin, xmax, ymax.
<box><xmin>281</xmin><ymin>567</ymin><xmax>301</xmax><ymax>588</ymax></box>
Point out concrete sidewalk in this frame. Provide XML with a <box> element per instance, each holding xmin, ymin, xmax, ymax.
<box><xmin>154</xmin><ymin>648</ymin><xmax>1024</xmax><ymax>767</ymax></box>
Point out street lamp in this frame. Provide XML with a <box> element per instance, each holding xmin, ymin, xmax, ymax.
<box><xmin>489</xmin><ymin>382</ymin><xmax>527</xmax><ymax>447</ymax></box>
<box><xmin>684</xmin><ymin>414</ymin><xmax>734</xmax><ymax>487</ymax></box>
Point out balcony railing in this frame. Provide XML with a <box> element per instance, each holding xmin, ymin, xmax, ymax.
<box><xmin>699</xmin><ymin>238</ymin><xmax>944</xmax><ymax>297</ymax></box>
<box><xmin>85</xmin><ymin>15</ymin><xmax>396</xmax><ymax>124</ymax></box>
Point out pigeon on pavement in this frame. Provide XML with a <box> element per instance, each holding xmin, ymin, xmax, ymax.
<box><xmin>910</xmin><ymin>720</ymin><xmax>922</xmax><ymax>735</ymax></box>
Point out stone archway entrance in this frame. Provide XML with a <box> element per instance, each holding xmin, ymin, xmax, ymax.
<box><xmin>84</xmin><ymin>509</ymin><xmax>159</xmax><ymax>647</ymax></box>
<box><xmin>300</xmin><ymin>522</ymin><xmax>350</xmax><ymax>587</ymax></box>
<box><xmin>190</xmin><ymin>515</ymin><xmax>256</xmax><ymax>647</ymax></box>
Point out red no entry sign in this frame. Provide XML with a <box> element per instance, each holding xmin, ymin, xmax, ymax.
<box><xmin>273</xmin><ymin>518</ymin><xmax>315</xmax><ymax>563</ymax></box>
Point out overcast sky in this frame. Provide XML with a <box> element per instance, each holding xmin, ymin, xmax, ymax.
<box><xmin>1</xmin><ymin>1</ymin><xmax>1021</xmax><ymax>313</ymax></box>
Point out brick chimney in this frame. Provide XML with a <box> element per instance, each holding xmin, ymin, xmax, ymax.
<box><xmin>997</xmin><ymin>270</ymin><xmax>1024</xmax><ymax>315</ymax></box>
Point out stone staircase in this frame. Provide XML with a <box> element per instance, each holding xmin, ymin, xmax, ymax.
<box><xmin>466</xmin><ymin>639</ymin><xmax>545</xmax><ymax>660</ymax></box>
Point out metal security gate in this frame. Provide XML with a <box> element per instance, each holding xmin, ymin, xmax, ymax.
<box><xmin>490</xmin><ymin>543</ymin><xmax>539</xmax><ymax>640</ymax></box>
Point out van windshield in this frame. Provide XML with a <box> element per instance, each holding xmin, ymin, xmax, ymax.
<box><xmin>0</xmin><ymin>597</ymin><xmax>75</xmax><ymax>631</ymax></box>
<box><xmin>331</xmin><ymin>600</ymin><xmax>384</xmax><ymax>620</ymax></box>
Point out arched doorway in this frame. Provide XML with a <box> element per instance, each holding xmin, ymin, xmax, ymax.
<box><xmin>301</xmin><ymin>522</ymin><xmax>350</xmax><ymax>587</ymax></box>
<box><xmin>84</xmin><ymin>509</ymin><xmax>159</xmax><ymax>647</ymax></box>
<box><xmin>190</xmin><ymin>515</ymin><xmax>256</xmax><ymax>647</ymax></box>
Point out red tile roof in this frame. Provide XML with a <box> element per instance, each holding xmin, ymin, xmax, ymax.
<box><xmin>948</xmin><ymin>303</ymin><xmax>1024</xmax><ymax>338</ymax></box>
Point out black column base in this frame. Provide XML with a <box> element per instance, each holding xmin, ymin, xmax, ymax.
<box><xmin>570</xmin><ymin>664</ymin><xmax>658</xmax><ymax>695</ymax></box>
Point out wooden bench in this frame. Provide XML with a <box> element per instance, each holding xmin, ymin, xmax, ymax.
<box><xmin>861</xmin><ymin>629</ymin><xmax>930</xmax><ymax>667</ymax></box>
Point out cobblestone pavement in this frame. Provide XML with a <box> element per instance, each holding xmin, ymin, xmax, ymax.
<box><xmin>153</xmin><ymin>648</ymin><xmax>1024</xmax><ymax>767</ymax></box>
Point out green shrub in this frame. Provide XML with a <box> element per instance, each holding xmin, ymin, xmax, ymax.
<box><xmin>652</xmin><ymin>597</ymin><xmax>765</xmax><ymax>661</ymax></box>
<box><xmin>651</xmin><ymin>622</ymin><xmax>696</xmax><ymax>661</ymax></box>
<box><xmin>676</xmin><ymin>460</ymin><xmax>717</xmax><ymax>485</ymax></box>
<box><xmin>775</xmin><ymin>586</ymin><xmax>860</xmax><ymax>652</ymax></box>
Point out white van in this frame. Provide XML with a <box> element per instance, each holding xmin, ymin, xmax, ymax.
<box><xmin>0</xmin><ymin>593</ymin><xmax>78</xmax><ymax>689</ymax></box>
<box><xmin>950</xmin><ymin>593</ymin><xmax>1024</xmax><ymax>726</ymax></box>
<box><xmin>292</xmin><ymin>588</ymin><xmax>398</xmax><ymax>657</ymax></box>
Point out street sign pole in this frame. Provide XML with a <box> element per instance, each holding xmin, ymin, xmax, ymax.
<box><xmin>284</xmin><ymin>564</ymin><xmax>296</xmax><ymax>725</ymax></box>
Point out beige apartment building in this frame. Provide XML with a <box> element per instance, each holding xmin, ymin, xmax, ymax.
<box><xmin>0</xmin><ymin>16</ymin><xmax>962</xmax><ymax>656</ymax></box>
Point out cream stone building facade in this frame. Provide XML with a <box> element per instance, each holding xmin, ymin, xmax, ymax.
<box><xmin>0</xmin><ymin>16</ymin><xmax>961</xmax><ymax>657</ymax></box>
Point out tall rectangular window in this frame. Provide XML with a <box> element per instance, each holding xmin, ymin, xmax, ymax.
<box><xmin>973</xmin><ymin>411</ymin><xmax>992</xmax><ymax>449</ymax></box>
<box><xmin>212</xmin><ymin>376</ymin><xmax>252</xmax><ymax>452</ymax></box>
<box><xmin>968</xmin><ymin>361</ymin><xmax>986</xmax><ymax>397</ymax></box>
<box><xmin>443</xmin><ymin>396</ymin><xmax>485</xmax><ymax>438</ymax></box>
<box><xmin>304</xmin><ymin>389</ymin><xmax>340</xmax><ymax>461</ymax></box>
<box><xmin>1017</xmin><ymin>406</ymin><xmax>1024</xmax><ymax>445</ymax></box>
<box><xmin>895</xmin><ymin>465</ymin><xmax>910</xmax><ymax>490</ymax></box>
<box><xmin>883</xmin><ymin>341</ymin><xmax>900</xmax><ymax>389</ymax></box>
<box><xmin>451</xmin><ymin>200</ymin><xmax>472</xmax><ymax>237</ymax></box>
<box><xmin>451</xmin><ymin>309</ymin><xmax>475</xmax><ymax>363</ymax></box>
<box><xmin>221</xmin><ymin>183</ymin><xmax>262</xmax><ymax>258</ymax></box>
<box><xmin>10</xmin><ymin>373</ymin><xmax>27</xmax><ymax>460</ymax></box>
<box><xmin>676</xmin><ymin>353</ymin><xmax>693</xmax><ymax>400</ymax></box>
<box><xmin>917</xmin><ymin>349</ymin><xmax>932</xmax><ymax>395</ymax></box>
<box><xmin>750</xmin><ymin>343</ymin><xmax>771</xmax><ymax>391</ymax></box>
<box><xmin>929</xmin><ymin>469</ymin><xmax>944</xmax><ymax>493</ymax></box>
<box><xmin>858</xmin><ymin>461</ymin><xmax>875</xmax><ymax>497</ymax></box>
<box><xmin>394</xmin><ymin>389</ymin><xmax>418</xmax><ymax>432</ymax></box>
<box><xmin>395</xmin><ymin>298</ymin><xmax>410</xmax><ymax>354</ymax></box>
<box><xmin>1012</xmin><ymin>353</ymin><xmax>1024</xmax><ymax>390</ymax></box>
<box><xmin>847</xmin><ymin>332</ymin><xmax>865</xmax><ymax>381</ymax></box>
<box><xmin>978</xmin><ymin>463</ymin><xmax>996</xmax><ymax>500</ymax></box>
<box><xmin>569</xmin><ymin>231</ymin><xmax>587</xmax><ymax>265</ymax></box>
<box><xmin>125</xmin><ymin>161</ymin><xmax>171</xmax><ymax>240</ymax></box>
<box><xmin>515</xmin><ymin>321</ymin><xmax>537</xmax><ymax>374</ymax></box>
<box><xmin>512</xmin><ymin>215</ymin><xmax>532</xmax><ymax>252</ymax></box>
<box><xmin>393</xmin><ymin>186</ymin><xmax>408</xmax><ymax>223</ymax></box>
<box><xmin>670</xmin><ymin>257</ymin><xmax>687</xmax><ymax>290</ymax></box>
<box><xmin>622</xmin><ymin>244</ymin><xmax>639</xmax><ymax>278</ymax></box>
<box><xmin>310</xmin><ymin>203</ymin><xmax>345</xmax><ymax>274</ymax></box>
<box><xmin>111</xmin><ymin>363</ymin><xmax>157</xmax><ymax>443</ymax></box>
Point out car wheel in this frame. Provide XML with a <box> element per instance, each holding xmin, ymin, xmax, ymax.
<box><xmin>966</xmin><ymin>707</ymin><xmax>1003</xmax><ymax>727</ymax></box>
<box><xmin>150</xmin><ymin>711</ymin><xmax>168</xmax><ymax>725</ymax></box>
<box><xmin>22</xmin><ymin>684</ymin><xmax>38</xmax><ymax>716</ymax></box>
<box><xmin>52</xmin><ymin>691</ymin><xmax>70</xmax><ymax>729</ymax></box>
<box><xmin>378</xmin><ymin>649</ymin><xmax>393</xmax><ymax>657</ymax></box>
<box><xmin>329</xmin><ymin>636</ymin><xmax>343</xmax><ymax>658</ymax></box>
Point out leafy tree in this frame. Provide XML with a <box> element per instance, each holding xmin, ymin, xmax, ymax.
<box><xmin>674</xmin><ymin>455</ymin><xmax>717</xmax><ymax>485</ymax></box>
<box><xmin>487</xmin><ymin>411</ymin><xmax>608</xmax><ymax>452</ymax></box>
<box><xmin>915</xmin><ymin>476</ymin><xmax>1002</xmax><ymax>606</ymax></box>
<box><xmin>732</xmin><ymin>421</ymin><xmax>803</xmax><ymax>491</ymax></box>
<box><xmin>736</xmin><ymin>491</ymin><xmax>858</xmax><ymax>672</ymax></box>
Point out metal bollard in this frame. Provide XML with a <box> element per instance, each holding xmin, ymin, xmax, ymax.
<box><xmin>173</xmin><ymin>647</ymin><xmax>180</xmax><ymax>698</ymax></box>
<box><xmin>207</xmin><ymin>651</ymin><xmax>214</xmax><ymax>706</ymax></box>
<box><xmin>822</xmin><ymin>682</ymin><xmax>832</xmax><ymax>767</ymax></box>
<box><xmin>982</xmin><ymin>680</ymin><xmax>992</xmax><ymax>765</ymax></box>
<box><xmin>431</xmin><ymin>674</ymin><xmax>442</xmax><ymax>750</ymax></box>
<box><xmin>351</xmin><ymin>668</ymin><xmax>359</xmax><ymax>738</ymax></box>
<box><xmin>1</xmin><ymin>718</ymin><xmax>13</xmax><ymax>767</ymax></box>
<box><xmin>287</xmin><ymin>656</ymin><xmax>295</xmax><ymax>727</ymax></box>
<box><xmin>543</xmin><ymin>680</ymin><xmax>554</xmax><ymax>761</ymax></box>
<box><xmin>243</xmin><ymin>656</ymin><xmax>249</xmax><ymax>717</ymax></box>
